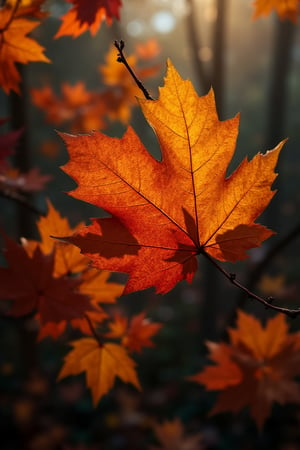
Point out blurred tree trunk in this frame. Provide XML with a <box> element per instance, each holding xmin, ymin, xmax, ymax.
<box><xmin>265</xmin><ymin>19</ymin><xmax>295</xmax><ymax>150</ymax></box>
<box><xmin>186</xmin><ymin>0</ymin><xmax>210</xmax><ymax>93</ymax></box>
<box><xmin>230</xmin><ymin>19</ymin><xmax>296</xmax><ymax>324</ymax></box>
<box><xmin>212</xmin><ymin>0</ymin><xmax>226</xmax><ymax>118</ymax></box>
<box><xmin>10</xmin><ymin>68</ymin><xmax>34</xmax><ymax>238</ymax></box>
<box><xmin>264</xmin><ymin>18</ymin><xmax>295</xmax><ymax>230</ymax></box>
<box><xmin>10</xmin><ymin>67</ymin><xmax>37</xmax><ymax>374</ymax></box>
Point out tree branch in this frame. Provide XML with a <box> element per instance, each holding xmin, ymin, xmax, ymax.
<box><xmin>114</xmin><ymin>40</ymin><xmax>154</xmax><ymax>100</ymax></box>
<box><xmin>200</xmin><ymin>249</ymin><xmax>300</xmax><ymax>318</ymax></box>
<box><xmin>243</xmin><ymin>221</ymin><xmax>300</xmax><ymax>296</ymax></box>
<box><xmin>84</xmin><ymin>313</ymin><xmax>104</xmax><ymax>346</ymax></box>
<box><xmin>1</xmin><ymin>0</ymin><xmax>21</xmax><ymax>31</ymax></box>
<box><xmin>0</xmin><ymin>186</ymin><xmax>44</xmax><ymax>216</ymax></box>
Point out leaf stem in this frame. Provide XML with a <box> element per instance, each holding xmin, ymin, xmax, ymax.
<box><xmin>114</xmin><ymin>40</ymin><xmax>154</xmax><ymax>101</ymax></box>
<box><xmin>200</xmin><ymin>249</ymin><xmax>300</xmax><ymax>318</ymax></box>
<box><xmin>0</xmin><ymin>183</ymin><xmax>44</xmax><ymax>216</ymax></box>
<box><xmin>1</xmin><ymin>0</ymin><xmax>21</xmax><ymax>32</ymax></box>
<box><xmin>84</xmin><ymin>313</ymin><xmax>103</xmax><ymax>346</ymax></box>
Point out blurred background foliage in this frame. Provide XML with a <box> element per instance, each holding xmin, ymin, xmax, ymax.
<box><xmin>1</xmin><ymin>0</ymin><xmax>300</xmax><ymax>448</ymax></box>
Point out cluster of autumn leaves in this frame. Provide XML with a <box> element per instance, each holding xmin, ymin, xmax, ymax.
<box><xmin>0</xmin><ymin>201</ymin><xmax>163</xmax><ymax>404</ymax></box>
<box><xmin>1</xmin><ymin>0</ymin><xmax>300</xmax><ymax>435</ymax></box>
<box><xmin>0</xmin><ymin>0</ymin><xmax>299</xmax><ymax>95</ymax></box>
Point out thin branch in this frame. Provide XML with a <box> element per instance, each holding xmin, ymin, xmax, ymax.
<box><xmin>114</xmin><ymin>40</ymin><xmax>154</xmax><ymax>100</ymax></box>
<box><xmin>84</xmin><ymin>313</ymin><xmax>103</xmax><ymax>346</ymax></box>
<box><xmin>246</xmin><ymin>221</ymin><xmax>300</xmax><ymax>293</ymax></box>
<box><xmin>1</xmin><ymin>0</ymin><xmax>21</xmax><ymax>32</ymax></box>
<box><xmin>200</xmin><ymin>249</ymin><xmax>300</xmax><ymax>318</ymax></box>
<box><xmin>0</xmin><ymin>188</ymin><xmax>44</xmax><ymax>216</ymax></box>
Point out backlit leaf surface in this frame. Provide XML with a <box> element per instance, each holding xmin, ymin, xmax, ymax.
<box><xmin>190</xmin><ymin>311</ymin><xmax>300</xmax><ymax>429</ymax></box>
<box><xmin>60</xmin><ymin>61</ymin><xmax>284</xmax><ymax>294</ymax></box>
<box><xmin>58</xmin><ymin>338</ymin><xmax>141</xmax><ymax>405</ymax></box>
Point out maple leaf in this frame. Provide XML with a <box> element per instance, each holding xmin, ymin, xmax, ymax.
<box><xmin>258</xmin><ymin>274</ymin><xmax>286</xmax><ymax>297</ymax></box>
<box><xmin>252</xmin><ymin>0</ymin><xmax>299</xmax><ymax>22</ymax></box>
<box><xmin>79</xmin><ymin>268</ymin><xmax>123</xmax><ymax>303</ymax></box>
<box><xmin>0</xmin><ymin>4</ymin><xmax>50</xmax><ymax>94</ymax></box>
<box><xmin>150</xmin><ymin>418</ymin><xmax>203</xmax><ymax>450</ymax></box>
<box><xmin>58</xmin><ymin>338</ymin><xmax>141</xmax><ymax>405</ymax></box>
<box><xmin>189</xmin><ymin>310</ymin><xmax>300</xmax><ymax>429</ymax></box>
<box><xmin>24</xmin><ymin>200</ymin><xmax>88</xmax><ymax>276</ymax></box>
<box><xmin>32</xmin><ymin>46</ymin><xmax>158</xmax><ymax>128</ymax></box>
<box><xmin>31</xmin><ymin>83</ymin><xmax>106</xmax><ymax>132</ymax></box>
<box><xmin>136</xmin><ymin>39</ymin><xmax>161</xmax><ymax>60</ymax></box>
<box><xmin>60</xmin><ymin>61</ymin><xmax>284</xmax><ymax>295</ymax></box>
<box><xmin>7</xmin><ymin>0</ymin><xmax>48</xmax><ymax>19</ymax></box>
<box><xmin>38</xmin><ymin>268</ymin><xmax>123</xmax><ymax>340</ymax></box>
<box><xmin>0</xmin><ymin>234</ymin><xmax>93</xmax><ymax>325</ymax></box>
<box><xmin>106</xmin><ymin>312</ymin><xmax>162</xmax><ymax>353</ymax></box>
<box><xmin>22</xmin><ymin>201</ymin><xmax>123</xmax><ymax>339</ymax></box>
<box><xmin>55</xmin><ymin>0</ymin><xmax>122</xmax><ymax>39</ymax></box>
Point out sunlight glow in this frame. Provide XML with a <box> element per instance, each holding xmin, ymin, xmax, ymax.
<box><xmin>151</xmin><ymin>10</ymin><xmax>176</xmax><ymax>34</ymax></box>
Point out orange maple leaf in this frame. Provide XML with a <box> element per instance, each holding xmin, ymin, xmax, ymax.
<box><xmin>30</xmin><ymin>83</ymin><xmax>106</xmax><ymax>132</ymax></box>
<box><xmin>252</xmin><ymin>0</ymin><xmax>299</xmax><ymax>22</ymax></box>
<box><xmin>60</xmin><ymin>61</ymin><xmax>284</xmax><ymax>295</ymax></box>
<box><xmin>150</xmin><ymin>418</ymin><xmax>203</xmax><ymax>450</ymax></box>
<box><xmin>0</xmin><ymin>3</ymin><xmax>50</xmax><ymax>94</ymax></box>
<box><xmin>58</xmin><ymin>338</ymin><xmax>141</xmax><ymax>405</ymax></box>
<box><xmin>106</xmin><ymin>312</ymin><xmax>162</xmax><ymax>352</ymax></box>
<box><xmin>6</xmin><ymin>0</ymin><xmax>48</xmax><ymax>19</ymax></box>
<box><xmin>0</xmin><ymin>234</ymin><xmax>93</xmax><ymax>325</ymax></box>
<box><xmin>24</xmin><ymin>200</ymin><xmax>87</xmax><ymax>276</ymax></box>
<box><xmin>136</xmin><ymin>39</ymin><xmax>161</xmax><ymax>61</ymax></box>
<box><xmin>189</xmin><ymin>310</ymin><xmax>300</xmax><ymax>429</ymax></box>
<box><xmin>55</xmin><ymin>0</ymin><xmax>122</xmax><ymax>39</ymax></box>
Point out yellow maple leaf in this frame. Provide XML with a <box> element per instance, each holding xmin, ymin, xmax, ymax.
<box><xmin>58</xmin><ymin>338</ymin><xmax>141</xmax><ymax>405</ymax></box>
<box><xmin>0</xmin><ymin>5</ymin><xmax>50</xmax><ymax>94</ymax></box>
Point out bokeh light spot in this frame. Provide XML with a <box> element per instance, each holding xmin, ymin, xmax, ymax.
<box><xmin>151</xmin><ymin>10</ymin><xmax>176</xmax><ymax>34</ymax></box>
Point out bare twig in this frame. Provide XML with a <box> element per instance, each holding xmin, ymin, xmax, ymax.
<box><xmin>200</xmin><ymin>249</ymin><xmax>300</xmax><ymax>317</ymax></box>
<box><xmin>1</xmin><ymin>0</ymin><xmax>21</xmax><ymax>32</ymax></box>
<box><xmin>84</xmin><ymin>313</ymin><xmax>103</xmax><ymax>346</ymax></box>
<box><xmin>0</xmin><ymin>188</ymin><xmax>44</xmax><ymax>216</ymax></box>
<box><xmin>246</xmin><ymin>221</ymin><xmax>300</xmax><ymax>293</ymax></box>
<box><xmin>114</xmin><ymin>40</ymin><xmax>154</xmax><ymax>100</ymax></box>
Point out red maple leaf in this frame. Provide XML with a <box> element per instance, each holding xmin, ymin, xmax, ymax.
<box><xmin>55</xmin><ymin>0</ymin><xmax>122</xmax><ymax>38</ymax></box>
<box><xmin>106</xmin><ymin>312</ymin><xmax>162</xmax><ymax>353</ymax></box>
<box><xmin>189</xmin><ymin>311</ymin><xmax>300</xmax><ymax>429</ymax></box>
<box><xmin>0</xmin><ymin>234</ymin><xmax>93</xmax><ymax>324</ymax></box>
